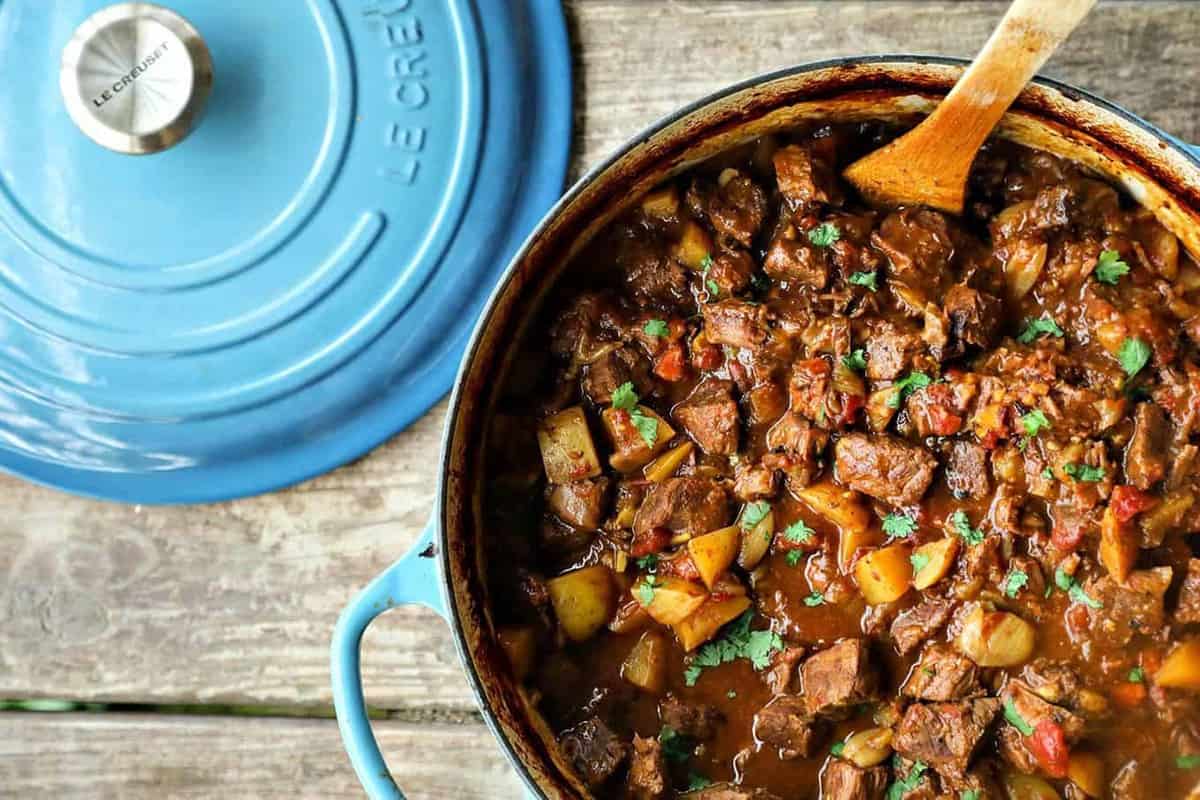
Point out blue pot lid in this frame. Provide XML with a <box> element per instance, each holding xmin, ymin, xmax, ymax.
<box><xmin>0</xmin><ymin>1</ymin><xmax>571</xmax><ymax>503</ymax></box>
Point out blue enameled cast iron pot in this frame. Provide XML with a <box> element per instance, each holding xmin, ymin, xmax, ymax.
<box><xmin>331</xmin><ymin>56</ymin><xmax>1200</xmax><ymax>799</ymax></box>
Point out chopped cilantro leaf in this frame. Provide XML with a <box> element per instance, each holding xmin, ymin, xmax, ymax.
<box><xmin>1017</xmin><ymin>316</ymin><xmax>1065</xmax><ymax>344</ymax></box>
<box><xmin>1054</xmin><ymin>567</ymin><xmax>1103</xmax><ymax>609</ymax></box>
<box><xmin>643</xmin><ymin>319</ymin><xmax>670</xmax><ymax>337</ymax></box>
<box><xmin>1119</xmin><ymin>337</ymin><xmax>1152</xmax><ymax>378</ymax></box>
<box><xmin>848</xmin><ymin>270</ymin><xmax>879</xmax><ymax>292</ymax></box>
<box><xmin>1095</xmin><ymin>249</ymin><xmax>1131</xmax><ymax>285</ymax></box>
<box><xmin>611</xmin><ymin>381</ymin><xmax>638</xmax><ymax>411</ymax></box>
<box><xmin>830</xmin><ymin>741</ymin><xmax>846</xmax><ymax>757</ymax></box>
<box><xmin>684</xmin><ymin>611</ymin><xmax>783</xmax><ymax>686</ymax></box>
<box><xmin>659</xmin><ymin>726</ymin><xmax>694</xmax><ymax>763</ymax></box>
<box><xmin>1020</xmin><ymin>409</ymin><xmax>1050</xmax><ymax>437</ymax></box>
<box><xmin>706</xmin><ymin>279</ymin><xmax>720</xmax><ymax>297</ymax></box>
<box><xmin>783</xmin><ymin>519</ymin><xmax>815</xmax><ymax>544</ymax></box>
<box><xmin>785</xmin><ymin>550</ymin><xmax>804</xmax><ymax>567</ymax></box>
<box><xmin>636</xmin><ymin>575</ymin><xmax>660</xmax><ymax>606</ymax></box>
<box><xmin>808</xmin><ymin>222</ymin><xmax>841</xmax><ymax>247</ymax></box>
<box><xmin>1054</xmin><ymin>567</ymin><xmax>1075</xmax><ymax>592</ymax></box>
<box><xmin>1128</xmin><ymin>666</ymin><xmax>1145</xmax><ymax>683</ymax></box>
<box><xmin>629</xmin><ymin>407</ymin><xmax>659</xmax><ymax>447</ymax></box>
<box><xmin>887</xmin><ymin>371</ymin><xmax>933</xmax><ymax>408</ymax></box>
<box><xmin>699</xmin><ymin>253</ymin><xmax>714</xmax><ymax>272</ymax></box>
<box><xmin>1003</xmin><ymin>698</ymin><xmax>1034</xmax><ymax>736</ymax></box>
<box><xmin>1003</xmin><ymin>569</ymin><xmax>1029</xmax><ymax>598</ymax></box>
<box><xmin>635</xmin><ymin>554</ymin><xmax>659</xmax><ymax>572</ymax></box>
<box><xmin>882</xmin><ymin>512</ymin><xmax>918</xmax><ymax>539</ymax></box>
<box><xmin>842</xmin><ymin>348</ymin><xmax>868</xmax><ymax>372</ymax></box>
<box><xmin>886</xmin><ymin>760</ymin><xmax>928</xmax><ymax>800</ymax></box>
<box><xmin>961</xmin><ymin>791</ymin><xmax>981</xmax><ymax>800</ymax></box>
<box><xmin>1069</xmin><ymin>583</ymin><xmax>1104</xmax><ymax>609</ymax></box>
<box><xmin>910</xmin><ymin>552</ymin><xmax>931</xmax><ymax>574</ymax></box>
<box><xmin>687</xmin><ymin>773</ymin><xmax>713</xmax><ymax>791</ymax></box>
<box><xmin>950</xmin><ymin>510</ymin><xmax>984</xmax><ymax>546</ymax></box>
<box><xmin>727</xmin><ymin>690</ymin><xmax>737</xmax><ymax>699</ymax></box>
<box><xmin>1042</xmin><ymin>466</ymin><xmax>1055</xmax><ymax>480</ymax></box>
<box><xmin>1063</xmin><ymin>462</ymin><xmax>1105</xmax><ymax>482</ymax></box>
<box><xmin>741</xmin><ymin>501</ymin><xmax>772</xmax><ymax>532</ymax></box>
<box><xmin>803</xmin><ymin>592</ymin><xmax>825</xmax><ymax>607</ymax></box>
<box><xmin>1178</xmin><ymin>755</ymin><xmax>1200</xmax><ymax>770</ymax></box>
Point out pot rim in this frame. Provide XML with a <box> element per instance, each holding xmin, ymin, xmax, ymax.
<box><xmin>436</xmin><ymin>53</ymin><xmax>1199</xmax><ymax>798</ymax></box>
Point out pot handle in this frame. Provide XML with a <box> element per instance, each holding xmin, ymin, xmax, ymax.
<box><xmin>331</xmin><ymin>519</ymin><xmax>446</xmax><ymax>800</ymax></box>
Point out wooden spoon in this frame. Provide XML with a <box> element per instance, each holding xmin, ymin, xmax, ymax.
<box><xmin>843</xmin><ymin>0</ymin><xmax>1097</xmax><ymax>214</ymax></box>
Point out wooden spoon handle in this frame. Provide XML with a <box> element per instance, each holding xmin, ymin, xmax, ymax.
<box><xmin>938</xmin><ymin>0</ymin><xmax>1098</xmax><ymax>156</ymax></box>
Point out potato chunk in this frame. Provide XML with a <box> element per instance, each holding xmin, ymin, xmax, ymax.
<box><xmin>1156</xmin><ymin>638</ymin><xmax>1200</xmax><ymax>690</ymax></box>
<box><xmin>600</xmin><ymin>405</ymin><xmax>674</xmax><ymax>473</ymax></box>
<box><xmin>635</xmin><ymin>575</ymin><xmax>708</xmax><ymax>626</ymax></box>
<box><xmin>687</xmin><ymin>525</ymin><xmax>740</xmax><ymax>588</ymax></box>
<box><xmin>673</xmin><ymin>595</ymin><xmax>751</xmax><ymax>652</ymax></box>
<box><xmin>911</xmin><ymin>538</ymin><xmax>960</xmax><ymax>590</ymax></box>
<box><xmin>956</xmin><ymin>605</ymin><xmax>1036</xmax><ymax>667</ymax></box>
<box><xmin>548</xmin><ymin>565</ymin><xmax>616</xmax><ymax>642</ymax></box>
<box><xmin>621</xmin><ymin>630</ymin><xmax>670</xmax><ymax>692</ymax></box>
<box><xmin>794</xmin><ymin>480</ymin><xmax>871</xmax><ymax>534</ymax></box>
<box><xmin>855</xmin><ymin>543</ymin><xmax>912</xmax><ymax>604</ymax></box>
<box><xmin>673</xmin><ymin>219</ymin><xmax>714</xmax><ymax>270</ymax></box>
<box><xmin>537</xmin><ymin>406</ymin><xmax>601</xmax><ymax>483</ymax></box>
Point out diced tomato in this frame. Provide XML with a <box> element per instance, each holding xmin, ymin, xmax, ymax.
<box><xmin>1027</xmin><ymin>718</ymin><xmax>1069</xmax><ymax>778</ymax></box>
<box><xmin>927</xmin><ymin>404</ymin><xmax>963</xmax><ymax>436</ymax></box>
<box><xmin>653</xmin><ymin>342</ymin><xmax>687</xmax><ymax>382</ymax></box>
<box><xmin>794</xmin><ymin>358</ymin><xmax>832</xmax><ymax>378</ymax></box>
<box><xmin>1051</xmin><ymin>517</ymin><xmax>1087</xmax><ymax>551</ymax></box>
<box><xmin>1110</xmin><ymin>484</ymin><xmax>1158</xmax><ymax>523</ymax></box>
<box><xmin>834</xmin><ymin>393</ymin><xmax>865</xmax><ymax>428</ymax></box>
<box><xmin>630</xmin><ymin>526</ymin><xmax>672</xmax><ymax>557</ymax></box>
<box><xmin>1110</xmin><ymin>681</ymin><xmax>1147</xmax><ymax>709</ymax></box>
<box><xmin>693</xmin><ymin>343</ymin><xmax>723</xmax><ymax>371</ymax></box>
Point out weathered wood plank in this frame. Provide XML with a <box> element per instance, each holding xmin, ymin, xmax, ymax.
<box><xmin>0</xmin><ymin>713</ymin><xmax>523</xmax><ymax>799</ymax></box>
<box><xmin>0</xmin><ymin>1</ymin><xmax>1196</xmax><ymax>713</ymax></box>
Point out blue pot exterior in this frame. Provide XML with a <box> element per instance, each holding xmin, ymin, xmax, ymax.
<box><xmin>334</xmin><ymin>55</ymin><xmax>1200</xmax><ymax>799</ymax></box>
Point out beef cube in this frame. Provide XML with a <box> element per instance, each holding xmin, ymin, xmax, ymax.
<box><xmin>550</xmin><ymin>292</ymin><xmax>620</xmax><ymax>360</ymax></box>
<box><xmin>890</xmin><ymin>598</ymin><xmax>955</xmax><ymax>657</ymax></box>
<box><xmin>733</xmin><ymin>462</ymin><xmax>779</xmax><ymax>502</ymax></box>
<box><xmin>871</xmin><ymin>208</ymin><xmax>955</xmax><ymax>278</ymax></box>
<box><xmin>1002</xmin><ymin>681</ymin><xmax>1086</xmax><ymax>741</ymax></box>
<box><xmin>773</xmin><ymin>144</ymin><xmax>835</xmax><ymax>207</ymax></box>
<box><xmin>703</xmin><ymin>300</ymin><xmax>769</xmax><ymax>349</ymax></box>
<box><xmin>1125</xmin><ymin>402</ymin><xmax>1170</xmax><ymax>490</ymax></box>
<box><xmin>539</xmin><ymin>517</ymin><xmax>594</xmax><ymax>559</ymax></box>
<box><xmin>1019</xmin><ymin>660</ymin><xmax>1081</xmax><ymax>709</ymax></box>
<box><xmin>996</xmin><ymin>725</ymin><xmax>1039</xmax><ymax>775</ymax></box>
<box><xmin>764</xmin><ymin>412</ymin><xmax>829</xmax><ymax>489</ymax></box>
<box><xmin>627</xmin><ymin>735</ymin><xmax>668</xmax><ymax>800</ymax></box>
<box><xmin>558</xmin><ymin>717</ymin><xmax>628</xmax><ymax>787</ymax></box>
<box><xmin>946</xmin><ymin>440</ymin><xmax>991</xmax><ymax>501</ymax></box>
<box><xmin>686</xmin><ymin>784</ymin><xmax>782</xmax><ymax>800</ymax></box>
<box><xmin>801</xmin><ymin>639</ymin><xmax>878</xmax><ymax>717</ymax></box>
<box><xmin>1083</xmin><ymin>566</ymin><xmax>1173</xmax><ymax>647</ymax></box>
<box><xmin>659</xmin><ymin>694</ymin><xmax>722</xmax><ymax>741</ymax></box>
<box><xmin>819</xmin><ymin>758</ymin><xmax>890</xmax><ymax>800</ymax></box>
<box><xmin>764</xmin><ymin>230</ymin><xmax>829</xmax><ymax>288</ymax></box>
<box><xmin>706</xmin><ymin>247</ymin><xmax>755</xmax><ymax>295</ymax></box>
<box><xmin>939</xmin><ymin>763</ymin><xmax>1005</xmax><ymax>800</ymax></box>
<box><xmin>547</xmin><ymin>478</ymin><xmax>611</xmax><ymax>530</ymax></box>
<box><xmin>685</xmin><ymin>172</ymin><xmax>768</xmax><ymax>247</ymax></box>
<box><xmin>834</xmin><ymin>433</ymin><xmax>937</xmax><ymax>506</ymax></box>
<box><xmin>745</xmin><ymin>380</ymin><xmax>788</xmax><ymax>427</ymax></box>
<box><xmin>753</xmin><ymin>694</ymin><xmax>826</xmax><ymax>759</ymax></box>
<box><xmin>1176</xmin><ymin>559</ymin><xmax>1200</xmax><ymax>624</ymax></box>
<box><xmin>892</xmin><ymin>698</ymin><xmax>1000</xmax><ymax>778</ymax></box>
<box><xmin>674</xmin><ymin>379</ymin><xmax>740</xmax><ymax>455</ymax></box>
<box><xmin>582</xmin><ymin>346</ymin><xmax>652</xmax><ymax>406</ymax></box>
<box><xmin>901</xmin><ymin>644</ymin><xmax>981</xmax><ymax>702</ymax></box>
<box><xmin>633</xmin><ymin>478</ymin><xmax>729</xmax><ymax>540</ymax></box>
<box><xmin>889</xmin><ymin>756</ymin><xmax>939</xmax><ymax>799</ymax></box>
<box><xmin>619</xmin><ymin>238</ymin><xmax>690</xmax><ymax>308</ymax></box>
<box><xmin>944</xmin><ymin>284</ymin><xmax>1003</xmax><ymax>350</ymax></box>
<box><xmin>864</xmin><ymin>322</ymin><xmax>924</xmax><ymax>381</ymax></box>
<box><xmin>764</xmin><ymin>646</ymin><xmax>806</xmax><ymax>695</ymax></box>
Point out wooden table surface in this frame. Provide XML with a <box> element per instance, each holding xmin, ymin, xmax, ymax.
<box><xmin>2</xmin><ymin>2</ymin><xmax>1197</xmax><ymax>797</ymax></box>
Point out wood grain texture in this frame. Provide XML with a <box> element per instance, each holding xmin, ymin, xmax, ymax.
<box><xmin>0</xmin><ymin>0</ymin><xmax>1196</xmax><ymax>724</ymax></box>
<box><xmin>0</xmin><ymin>714</ymin><xmax>525</xmax><ymax>799</ymax></box>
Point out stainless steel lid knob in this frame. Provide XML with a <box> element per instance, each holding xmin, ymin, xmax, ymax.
<box><xmin>60</xmin><ymin>3</ymin><xmax>213</xmax><ymax>155</ymax></box>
